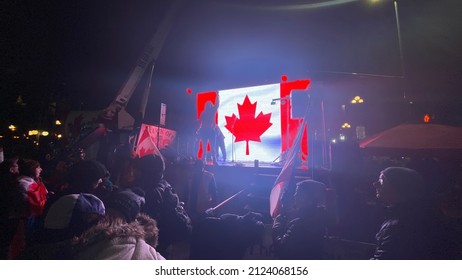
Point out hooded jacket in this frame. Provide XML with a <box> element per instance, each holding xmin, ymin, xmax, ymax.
<box><xmin>72</xmin><ymin>218</ymin><xmax>165</xmax><ymax>260</ymax></box>
<box><xmin>73</xmin><ymin>236</ymin><xmax>164</xmax><ymax>260</ymax></box>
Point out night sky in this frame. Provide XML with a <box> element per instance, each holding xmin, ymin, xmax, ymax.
<box><xmin>2</xmin><ymin>0</ymin><xmax>462</xmax><ymax>135</ymax></box>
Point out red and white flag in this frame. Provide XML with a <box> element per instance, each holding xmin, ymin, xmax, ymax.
<box><xmin>135</xmin><ymin>124</ymin><xmax>162</xmax><ymax>158</ymax></box>
<box><xmin>269</xmin><ymin>117</ymin><xmax>307</xmax><ymax>218</ymax></box>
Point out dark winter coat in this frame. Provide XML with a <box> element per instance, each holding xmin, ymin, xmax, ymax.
<box><xmin>272</xmin><ymin>206</ymin><xmax>327</xmax><ymax>260</ymax></box>
<box><xmin>372</xmin><ymin>204</ymin><xmax>446</xmax><ymax>260</ymax></box>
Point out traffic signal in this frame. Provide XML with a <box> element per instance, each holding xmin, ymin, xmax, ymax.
<box><xmin>423</xmin><ymin>114</ymin><xmax>431</xmax><ymax>123</ymax></box>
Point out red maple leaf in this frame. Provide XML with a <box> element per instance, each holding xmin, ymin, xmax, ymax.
<box><xmin>225</xmin><ymin>95</ymin><xmax>272</xmax><ymax>155</ymax></box>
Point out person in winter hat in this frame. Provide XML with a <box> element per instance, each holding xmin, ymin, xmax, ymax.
<box><xmin>19</xmin><ymin>193</ymin><xmax>105</xmax><ymax>259</ymax></box>
<box><xmin>104</xmin><ymin>188</ymin><xmax>146</xmax><ymax>223</ymax></box>
<box><xmin>123</xmin><ymin>154</ymin><xmax>192</xmax><ymax>257</ymax></box>
<box><xmin>43</xmin><ymin>193</ymin><xmax>106</xmax><ymax>239</ymax></box>
<box><xmin>41</xmin><ymin>159</ymin><xmax>108</xmax><ymax>236</ymax></box>
<box><xmin>73</xmin><ymin>187</ymin><xmax>164</xmax><ymax>260</ymax></box>
<box><xmin>272</xmin><ymin>179</ymin><xmax>331</xmax><ymax>260</ymax></box>
<box><xmin>371</xmin><ymin>166</ymin><xmax>447</xmax><ymax>259</ymax></box>
<box><xmin>375</xmin><ymin>167</ymin><xmax>427</xmax><ymax>205</ymax></box>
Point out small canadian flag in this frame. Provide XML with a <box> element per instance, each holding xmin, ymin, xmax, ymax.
<box><xmin>135</xmin><ymin>124</ymin><xmax>162</xmax><ymax>158</ymax></box>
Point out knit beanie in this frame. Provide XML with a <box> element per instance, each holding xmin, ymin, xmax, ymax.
<box><xmin>381</xmin><ymin>167</ymin><xmax>426</xmax><ymax>202</ymax></box>
<box><xmin>44</xmin><ymin>193</ymin><xmax>105</xmax><ymax>231</ymax></box>
<box><xmin>105</xmin><ymin>188</ymin><xmax>146</xmax><ymax>222</ymax></box>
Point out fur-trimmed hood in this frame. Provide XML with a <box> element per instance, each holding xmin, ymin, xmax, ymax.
<box><xmin>72</xmin><ymin>214</ymin><xmax>163</xmax><ymax>260</ymax></box>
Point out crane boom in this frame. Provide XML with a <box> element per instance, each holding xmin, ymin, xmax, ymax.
<box><xmin>65</xmin><ymin>0</ymin><xmax>183</xmax><ymax>153</ymax></box>
<box><xmin>101</xmin><ymin>0</ymin><xmax>184</xmax><ymax>124</ymax></box>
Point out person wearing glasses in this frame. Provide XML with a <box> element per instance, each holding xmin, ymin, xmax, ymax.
<box><xmin>371</xmin><ymin>166</ymin><xmax>451</xmax><ymax>260</ymax></box>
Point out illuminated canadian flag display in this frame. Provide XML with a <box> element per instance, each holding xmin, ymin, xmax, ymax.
<box><xmin>193</xmin><ymin>76</ymin><xmax>310</xmax><ymax>163</ymax></box>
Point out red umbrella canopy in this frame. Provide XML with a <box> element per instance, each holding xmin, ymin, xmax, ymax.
<box><xmin>359</xmin><ymin>123</ymin><xmax>462</xmax><ymax>157</ymax></box>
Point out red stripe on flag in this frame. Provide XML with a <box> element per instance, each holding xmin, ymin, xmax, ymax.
<box><xmin>136</xmin><ymin>124</ymin><xmax>163</xmax><ymax>158</ymax></box>
<box><xmin>269</xmin><ymin>119</ymin><xmax>307</xmax><ymax>218</ymax></box>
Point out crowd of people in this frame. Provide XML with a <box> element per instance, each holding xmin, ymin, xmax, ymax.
<box><xmin>0</xmin><ymin>145</ymin><xmax>461</xmax><ymax>260</ymax></box>
<box><xmin>0</xmin><ymin>147</ymin><xmax>266</xmax><ymax>260</ymax></box>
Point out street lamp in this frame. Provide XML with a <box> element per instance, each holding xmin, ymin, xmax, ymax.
<box><xmin>341</xmin><ymin>122</ymin><xmax>351</xmax><ymax>129</ymax></box>
<box><xmin>369</xmin><ymin>0</ymin><xmax>404</xmax><ymax>71</ymax></box>
<box><xmin>350</xmin><ymin>96</ymin><xmax>364</xmax><ymax>104</ymax></box>
<box><xmin>370</xmin><ymin>0</ymin><xmax>406</xmax><ymax>95</ymax></box>
<box><xmin>347</xmin><ymin>94</ymin><xmax>367</xmax><ymax>139</ymax></box>
<box><xmin>392</xmin><ymin>0</ymin><xmax>405</xmax><ymax>79</ymax></box>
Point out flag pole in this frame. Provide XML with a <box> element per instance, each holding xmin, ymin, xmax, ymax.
<box><xmin>209</xmin><ymin>188</ymin><xmax>247</xmax><ymax>212</ymax></box>
<box><xmin>269</xmin><ymin>89</ymin><xmax>312</xmax><ymax>218</ymax></box>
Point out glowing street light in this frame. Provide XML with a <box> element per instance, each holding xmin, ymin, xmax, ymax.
<box><xmin>341</xmin><ymin>122</ymin><xmax>351</xmax><ymax>129</ymax></box>
<box><xmin>8</xmin><ymin>125</ymin><xmax>17</xmax><ymax>131</ymax></box>
<box><xmin>350</xmin><ymin>96</ymin><xmax>364</xmax><ymax>104</ymax></box>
